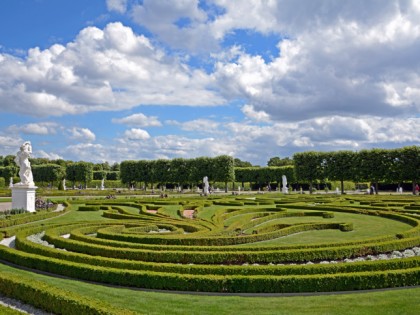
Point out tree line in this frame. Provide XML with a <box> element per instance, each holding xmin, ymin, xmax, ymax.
<box><xmin>0</xmin><ymin>146</ymin><xmax>418</xmax><ymax>193</ymax></box>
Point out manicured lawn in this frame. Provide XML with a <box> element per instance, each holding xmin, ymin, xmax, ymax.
<box><xmin>0</xmin><ymin>304</ymin><xmax>23</xmax><ymax>315</ymax></box>
<box><xmin>1</xmin><ymin>193</ymin><xmax>419</xmax><ymax>314</ymax></box>
<box><xmin>0</xmin><ymin>262</ymin><xmax>419</xmax><ymax>314</ymax></box>
<box><xmin>244</xmin><ymin>210</ymin><xmax>412</xmax><ymax>246</ymax></box>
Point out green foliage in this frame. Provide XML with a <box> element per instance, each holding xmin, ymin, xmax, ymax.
<box><xmin>267</xmin><ymin>156</ymin><xmax>293</xmax><ymax>167</ymax></box>
<box><xmin>66</xmin><ymin>162</ymin><xmax>93</xmax><ymax>185</ymax></box>
<box><xmin>0</xmin><ymin>166</ymin><xmax>17</xmax><ymax>181</ymax></box>
<box><xmin>0</xmin><ymin>271</ymin><xmax>135</xmax><ymax>315</ymax></box>
<box><xmin>78</xmin><ymin>206</ymin><xmax>100</xmax><ymax>211</ymax></box>
<box><xmin>93</xmin><ymin>170</ymin><xmax>107</xmax><ymax>180</ymax></box>
<box><xmin>324</xmin><ymin>151</ymin><xmax>356</xmax><ymax>193</ymax></box>
<box><xmin>233</xmin><ymin>158</ymin><xmax>252</xmax><ymax>167</ymax></box>
<box><xmin>293</xmin><ymin>151</ymin><xmax>325</xmax><ymax>193</ymax></box>
<box><xmin>32</xmin><ymin>164</ymin><xmax>65</xmax><ymax>184</ymax></box>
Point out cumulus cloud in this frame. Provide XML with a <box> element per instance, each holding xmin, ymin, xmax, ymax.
<box><xmin>0</xmin><ymin>22</ymin><xmax>225</xmax><ymax>117</ymax></box>
<box><xmin>112</xmin><ymin>113</ymin><xmax>162</xmax><ymax>127</ymax></box>
<box><xmin>124</xmin><ymin>128</ymin><xmax>151</xmax><ymax>140</ymax></box>
<box><xmin>68</xmin><ymin>127</ymin><xmax>96</xmax><ymax>142</ymax></box>
<box><xmin>36</xmin><ymin>150</ymin><xmax>64</xmax><ymax>160</ymax></box>
<box><xmin>8</xmin><ymin>122</ymin><xmax>59</xmax><ymax>135</ymax></box>
<box><xmin>130</xmin><ymin>0</ymin><xmax>217</xmax><ymax>52</ymax></box>
<box><xmin>37</xmin><ymin>115</ymin><xmax>417</xmax><ymax>166</ymax></box>
<box><xmin>241</xmin><ymin>104</ymin><xmax>271</xmax><ymax>122</ymax></box>
<box><xmin>63</xmin><ymin>143</ymin><xmax>108</xmax><ymax>163</ymax></box>
<box><xmin>167</xmin><ymin>118</ymin><xmax>221</xmax><ymax>134</ymax></box>
<box><xmin>2</xmin><ymin>1</ymin><xmax>420</xmax><ymax>165</ymax></box>
<box><xmin>106</xmin><ymin>0</ymin><xmax>128</xmax><ymax>14</ymax></box>
<box><xmin>0</xmin><ymin>136</ymin><xmax>22</xmax><ymax>155</ymax></box>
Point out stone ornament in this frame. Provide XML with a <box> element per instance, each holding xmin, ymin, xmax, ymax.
<box><xmin>14</xmin><ymin>141</ymin><xmax>35</xmax><ymax>187</ymax></box>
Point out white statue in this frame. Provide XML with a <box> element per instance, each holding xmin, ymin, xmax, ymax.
<box><xmin>14</xmin><ymin>141</ymin><xmax>35</xmax><ymax>186</ymax></box>
<box><xmin>203</xmin><ymin>176</ymin><xmax>209</xmax><ymax>196</ymax></box>
<box><xmin>9</xmin><ymin>177</ymin><xmax>13</xmax><ymax>188</ymax></box>
<box><xmin>101</xmin><ymin>178</ymin><xmax>105</xmax><ymax>190</ymax></box>
<box><xmin>62</xmin><ymin>178</ymin><xmax>66</xmax><ymax>191</ymax></box>
<box><xmin>282</xmin><ymin>175</ymin><xmax>288</xmax><ymax>194</ymax></box>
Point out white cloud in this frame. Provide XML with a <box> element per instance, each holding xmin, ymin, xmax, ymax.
<box><xmin>112</xmin><ymin>113</ymin><xmax>162</xmax><ymax>127</ymax></box>
<box><xmin>63</xmin><ymin>143</ymin><xmax>108</xmax><ymax>163</ymax></box>
<box><xmin>0</xmin><ymin>22</ymin><xmax>226</xmax><ymax>117</ymax></box>
<box><xmin>36</xmin><ymin>150</ymin><xmax>63</xmax><ymax>160</ymax></box>
<box><xmin>168</xmin><ymin>118</ymin><xmax>221</xmax><ymax>133</ymax></box>
<box><xmin>130</xmin><ymin>0</ymin><xmax>216</xmax><ymax>52</ymax></box>
<box><xmin>241</xmin><ymin>104</ymin><xmax>271</xmax><ymax>122</ymax></box>
<box><xmin>68</xmin><ymin>127</ymin><xmax>96</xmax><ymax>142</ymax></box>
<box><xmin>124</xmin><ymin>128</ymin><xmax>151</xmax><ymax>140</ymax></box>
<box><xmin>38</xmin><ymin>115</ymin><xmax>418</xmax><ymax>166</ymax></box>
<box><xmin>0</xmin><ymin>136</ymin><xmax>22</xmax><ymax>155</ymax></box>
<box><xmin>8</xmin><ymin>122</ymin><xmax>59</xmax><ymax>135</ymax></box>
<box><xmin>106</xmin><ymin>0</ymin><xmax>127</xmax><ymax>14</ymax></box>
<box><xmin>2</xmin><ymin>1</ymin><xmax>420</xmax><ymax>166</ymax></box>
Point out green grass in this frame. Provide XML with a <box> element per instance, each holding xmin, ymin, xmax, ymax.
<box><xmin>0</xmin><ymin>262</ymin><xmax>418</xmax><ymax>314</ymax></box>
<box><xmin>1</xmin><ymin>193</ymin><xmax>420</xmax><ymax>313</ymax></box>
<box><xmin>243</xmin><ymin>210</ymin><xmax>412</xmax><ymax>246</ymax></box>
<box><xmin>0</xmin><ymin>304</ymin><xmax>23</xmax><ymax>315</ymax></box>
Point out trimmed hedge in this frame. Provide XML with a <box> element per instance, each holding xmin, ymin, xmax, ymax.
<box><xmin>78</xmin><ymin>205</ymin><xmax>100</xmax><ymax>211</ymax></box>
<box><xmin>1</xmin><ymin>245</ymin><xmax>419</xmax><ymax>293</ymax></box>
<box><xmin>0</xmin><ymin>272</ymin><xmax>135</xmax><ymax>314</ymax></box>
<box><xmin>0</xmin><ymin>207</ymin><xmax>69</xmax><ymax>228</ymax></box>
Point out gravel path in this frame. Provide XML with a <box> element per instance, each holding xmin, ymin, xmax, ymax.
<box><xmin>0</xmin><ymin>295</ymin><xmax>51</xmax><ymax>315</ymax></box>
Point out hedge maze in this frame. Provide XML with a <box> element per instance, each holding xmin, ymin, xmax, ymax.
<box><xmin>1</xmin><ymin>194</ymin><xmax>420</xmax><ymax>297</ymax></box>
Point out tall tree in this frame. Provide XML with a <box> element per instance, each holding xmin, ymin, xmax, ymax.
<box><xmin>32</xmin><ymin>164</ymin><xmax>65</xmax><ymax>186</ymax></box>
<box><xmin>267</xmin><ymin>156</ymin><xmax>293</xmax><ymax>167</ymax></box>
<box><xmin>293</xmin><ymin>151</ymin><xmax>324</xmax><ymax>193</ymax></box>
<box><xmin>234</xmin><ymin>158</ymin><xmax>252</xmax><ymax>167</ymax></box>
<box><xmin>120</xmin><ymin>160</ymin><xmax>137</xmax><ymax>187</ymax></box>
<box><xmin>66</xmin><ymin>162</ymin><xmax>93</xmax><ymax>188</ymax></box>
<box><xmin>213</xmin><ymin>155</ymin><xmax>235</xmax><ymax>192</ymax></box>
<box><xmin>393</xmin><ymin>146</ymin><xmax>420</xmax><ymax>194</ymax></box>
<box><xmin>324</xmin><ymin>150</ymin><xmax>356</xmax><ymax>194</ymax></box>
<box><xmin>169</xmin><ymin>158</ymin><xmax>189</xmax><ymax>190</ymax></box>
<box><xmin>355</xmin><ymin>148</ymin><xmax>394</xmax><ymax>194</ymax></box>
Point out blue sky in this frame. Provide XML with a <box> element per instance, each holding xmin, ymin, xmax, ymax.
<box><xmin>0</xmin><ymin>0</ymin><xmax>419</xmax><ymax>165</ymax></box>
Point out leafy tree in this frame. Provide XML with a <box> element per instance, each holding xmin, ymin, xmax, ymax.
<box><xmin>120</xmin><ymin>160</ymin><xmax>138</xmax><ymax>187</ymax></box>
<box><xmin>267</xmin><ymin>156</ymin><xmax>293</xmax><ymax>167</ymax></box>
<box><xmin>213</xmin><ymin>155</ymin><xmax>235</xmax><ymax>192</ymax></box>
<box><xmin>110</xmin><ymin>162</ymin><xmax>120</xmax><ymax>172</ymax></box>
<box><xmin>393</xmin><ymin>146</ymin><xmax>420</xmax><ymax>194</ymax></box>
<box><xmin>189</xmin><ymin>157</ymin><xmax>213</xmax><ymax>186</ymax></box>
<box><xmin>30</xmin><ymin>158</ymin><xmax>50</xmax><ymax>165</ymax></box>
<box><xmin>32</xmin><ymin>164</ymin><xmax>65</xmax><ymax>186</ymax></box>
<box><xmin>0</xmin><ymin>166</ymin><xmax>17</xmax><ymax>182</ymax></box>
<box><xmin>106</xmin><ymin>171</ymin><xmax>119</xmax><ymax>180</ymax></box>
<box><xmin>293</xmin><ymin>151</ymin><xmax>324</xmax><ymax>193</ymax></box>
<box><xmin>2</xmin><ymin>155</ymin><xmax>16</xmax><ymax>167</ymax></box>
<box><xmin>324</xmin><ymin>150</ymin><xmax>356</xmax><ymax>194</ymax></box>
<box><xmin>66</xmin><ymin>162</ymin><xmax>93</xmax><ymax>188</ymax></box>
<box><xmin>93</xmin><ymin>170</ymin><xmax>107</xmax><ymax>180</ymax></box>
<box><xmin>234</xmin><ymin>158</ymin><xmax>252</xmax><ymax>167</ymax></box>
<box><xmin>154</xmin><ymin>159</ymin><xmax>171</xmax><ymax>189</ymax></box>
<box><xmin>169</xmin><ymin>158</ymin><xmax>189</xmax><ymax>190</ymax></box>
<box><xmin>271</xmin><ymin>166</ymin><xmax>295</xmax><ymax>190</ymax></box>
<box><xmin>51</xmin><ymin>159</ymin><xmax>68</xmax><ymax>167</ymax></box>
<box><xmin>355</xmin><ymin>149</ymin><xmax>393</xmax><ymax>194</ymax></box>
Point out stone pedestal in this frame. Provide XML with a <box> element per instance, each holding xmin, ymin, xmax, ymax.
<box><xmin>11</xmin><ymin>185</ymin><xmax>37</xmax><ymax>212</ymax></box>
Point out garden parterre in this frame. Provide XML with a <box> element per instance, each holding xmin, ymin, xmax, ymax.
<box><xmin>0</xmin><ymin>193</ymin><xmax>420</xmax><ymax>312</ymax></box>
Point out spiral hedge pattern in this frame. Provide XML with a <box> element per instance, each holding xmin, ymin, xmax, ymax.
<box><xmin>1</xmin><ymin>194</ymin><xmax>420</xmax><ymax>293</ymax></box>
